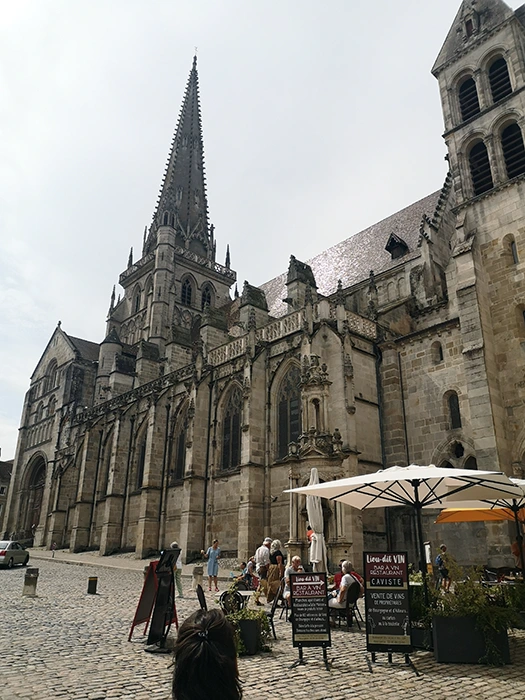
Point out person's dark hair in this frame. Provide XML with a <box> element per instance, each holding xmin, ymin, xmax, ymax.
<box><xmin>173</xmin><ymin>609</ymin><xmax>242</xmax><ymax>700</ymax></box>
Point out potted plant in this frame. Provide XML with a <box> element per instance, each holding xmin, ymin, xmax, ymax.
<box><xmin>225</xmin><ymin>606</ymin><xmax>272</xmax><ymax>656</ymax></box>
<box><xmin>409</xmin><ymin>572</ymin><xmax>436</xmax><ymax>651</ymax></box>
<box><xmin>431</xmin><ymin>570</ymin><xmax>517</xmax><ymax>665</ymax></box>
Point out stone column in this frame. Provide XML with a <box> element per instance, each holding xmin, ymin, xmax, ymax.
<box><xmin>70</xmin><ymin>428</ymin><xmax>103</xmax><ymax>552</ymax></box>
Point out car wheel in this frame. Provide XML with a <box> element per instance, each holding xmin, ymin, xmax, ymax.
<box><xmin>23</xmin><ymin>556</ymin><xmax>29</xmax><ymax>566</ymax></box>
<box><xmin>7</xmin><ymin>558</ymin><xmax>14</xmax><ymax>569</ymax></box>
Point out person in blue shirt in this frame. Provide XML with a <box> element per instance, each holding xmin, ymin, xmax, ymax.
<box><xmin>202</xmin><ymin>539</ymin><xmax>221</xmax><ymax>592</ymax></box>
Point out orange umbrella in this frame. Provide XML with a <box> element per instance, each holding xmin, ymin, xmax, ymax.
<box><xmin>436</xmin><ymin>507</ymin><xmax>525</xmax><ymax>524</ymax></box>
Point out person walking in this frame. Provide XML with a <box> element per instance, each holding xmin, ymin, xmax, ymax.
<box><xmin>435</xmin><ymin>543</ymin><xmax>451</xmax><ymax>592</ymax></box>
<box><xmin>254</xmin><ymin>537</ymin><xmax>272</xmax><ymax>605</ymax></box>
<box><xmin>171</xmin><ymin>541</ymin><xmax>184</xmax><ymax>598</ymax></box>
<box><xmin>202</xmin><ymin>539</ymin><xmax>221</xmax><ymax>592</ymax></box>
<box><xmin>267</xmin><ymin>539</ymin><xmax>285</xmax><ymax>603</ymax></box>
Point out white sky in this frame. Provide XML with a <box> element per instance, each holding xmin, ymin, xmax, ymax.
<box><xmin>1</xmin><ymin>0</ymin><xmax>518</xmax><ymax>459</ymax></box>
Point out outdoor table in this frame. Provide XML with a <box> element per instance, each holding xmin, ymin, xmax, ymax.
<box><xmin>237</xmin><ymin>590</ymin><xmax>253</xmax><ymax>608</ymax></box>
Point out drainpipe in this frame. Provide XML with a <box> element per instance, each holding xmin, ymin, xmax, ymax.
<box><xmin>202</xmin><ymin>367</ymin><xmax>214</xmax><ymax>551</ymax></box>
<box><xmin>119</xmin><ymin>416</ymin><xmax>135</xmax><ymax>549</ymax></box>
<box><xmin>157</xmin><ymin>403</ymin><xmax>171</xmax><ymax>551</ymax></box>
<box><xmin>375</xmin><ymin>345</ymin><xmax>391</xmax><ymax>551</ymax></box>
<box><xmin>88</xmin><ymin>430</ymin><xmax>104</xmax><ymax>547</ymax></box>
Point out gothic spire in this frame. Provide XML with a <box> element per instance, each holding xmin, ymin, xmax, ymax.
<box><xmin>145</xmin><ymin>55</ymin><xmax>210</xmax><ymax>256</ymax></box>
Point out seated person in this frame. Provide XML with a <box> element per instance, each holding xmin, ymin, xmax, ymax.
<box><xmin>172</xmin><ymin>608</ymin><xmax>242</xmax><ymax>700</ymax></box>
<box><xmin>328</xmin><ymin>561</ymin><xmax>358</xmax><ymax>609</ymax></box>
<box><xmin>283</xmin><ymin>556</ymin><xmax>304</xmax><ymax>605</ymax></box>
<box><xmin>333</xmin><ymin>559</ymin><xmax>345</xmax><ymax>589</ymax></box>
<box><xmin>236</xmin><ymin>557</ymin><xmax>255</xmax><ymax>587</ymax></box>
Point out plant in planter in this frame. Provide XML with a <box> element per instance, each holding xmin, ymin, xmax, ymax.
<box><xmin>225</xmin><ymin>606</ymin><xmax>272</xmax><ymax>656</ymax></box>
<box><xmin>409</xmin><ymin>574</ymin><xmax>438</xmax><ymax>650</ymax></box>
<box><xmin>432</xmin><ymin>569</ymin><xmax>518</xmax><ymax>665</ymax></box>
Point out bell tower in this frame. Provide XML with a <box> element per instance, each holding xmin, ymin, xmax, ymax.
<box><xmin>431</xmin><ymin>0</ymin><xmax>525</xmax><ymax>474</ymax></box>
<box><xmin>433</xmin><ymin>0</ymin><xmax>525</xmax><ymax>206</ymax></box>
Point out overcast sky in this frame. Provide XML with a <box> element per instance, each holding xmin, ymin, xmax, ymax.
<box><xmin>1</xmin><ymin>0</ymin><xmax>517</xmax><ymax>459</ymax></box>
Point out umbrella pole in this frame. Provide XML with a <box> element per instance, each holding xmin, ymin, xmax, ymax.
<box><xmin>412</xmin><ymin>481</ymin><xmax>429</xmax><ymax>607</ymax></box>
<box><xmin>512</xmin><ymin>501</ymin><xmax>524</xmax><ymax>572</ymax></box>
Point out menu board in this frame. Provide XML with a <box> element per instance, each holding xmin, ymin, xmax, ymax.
<box><xmin>290</xmin><ymin>572</ymin><xmax>331</xmax><ymax>648</ymax></box>
<box><xmin>363</xmin><ymin>551</ymin><xmax>411</xmax><ymax>653</ymax></box>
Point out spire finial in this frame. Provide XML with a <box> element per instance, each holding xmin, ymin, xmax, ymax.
<box><xmin>128</xmin><ymin>247</ymin><xmax>133</xmax><ymax>267</ymax></box>
<box><xmin>225</xmin><ymin>244</ymin><xmax>231</xmax><ymax>269</ymax></box>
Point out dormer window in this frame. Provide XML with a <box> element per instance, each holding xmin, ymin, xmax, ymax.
<box><xmin>385</xmin><ymin>233</ymin><xmax>408</xmax><ymax>260</ymax></box>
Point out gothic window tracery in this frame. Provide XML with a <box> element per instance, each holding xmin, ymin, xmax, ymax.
<box><xmin>181</xmin><ymin>278</ymin><xmax>193</xmax><ymax>306</ymax></box>
<box><xmin>501</xmin><ymin>123</ymin><xmax>525</xmax><ymax>180</ymax></box>
<box><xmin>201</xmin><ymin>285</ymin><xmax>212</xmax><ymax>310</ymax></box>
<box><xmin>468</xmin><ymin>141</ymin><xmax>493</xmax><ymax>195</ymax></box>
<box><xmin>222</xmin><ymin>385</ymin><xmax>242</xmax><ymax>470</ymax></box>
<box><xmin>489</xmin><ymin>57</ymin><xmax>512</xmax><ymax>103</ymax></box>
<box><xmin>277</xmin><ymin>365</ymin><xmax>301</xmax><ymax>459</ymax></box>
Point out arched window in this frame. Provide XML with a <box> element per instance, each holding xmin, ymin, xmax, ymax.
<box><xmin>169</xmin><ymin>213</ymin><xmax>175</xmax><ymax>227</ymax></box>
<box><xmin>201</xmin><ymin>285</ymin><xmax>212</xmax><ymax>310</ymax></box>
<box><xmin>501</xmin><ymin>123</ymin><xmax>525</xmax><ymax>179</ymax></box>
<box><xmin>489</xmin><ymin>57</ymin><xmax>512</xmax><ymax>103</ymax></box>
<box><xmin>469</xmin><ymin>141</ymin><xmax>493</xmax><ymax>195</ymax></box>
<box><xmin>44</xmin><ymin>361</ymin><xmax>57</xmax><ymax>393</ymax></box>
<box><xmin>459</xmin><ymin>77</ymin><xmax>480</xmax><ymax>122</ymax></box>
<box><xmin>100</xmin><ymin>431</ymin><xmax>113</xmax><ymax>495</ymax></box>
<box><xmin>133</xmin><ymin>288</ymin><xmax>141</xmax><ymax>314</ymax></box>
<box><xmin>277</xmin><ymin>365</ymin><xmax>302</xmax><ymax>459</ymax></box>
<box><xmin>181</xmin><ymin>278</ymin><xmax>193</xmax><ymax>306</ymax></box>
<box><xmin>439</xmin><ymin>461</ymin><xmax>454</xmax><ymax>469</ymax></box>
<box><xmin>431</xmin><ymin>341</ymin><xmax>444</xmax><ymax>364</ymax></box>
<box><xmin>47</xmin><ymin>396</ymin><xmax>56</xmax><ymax>416</ymax></box>
<box><xmin>222</xmin><ymin>386</ymin><xmax>242</xmax><ymax>470</ymax></box>
<box><xmin>163</xmin><ymin>211</ymin><xmax>169</xmax><ymax>226</ymax></box>
<box><xmin>447</xmin><ymin>391</ymin><xmax>462</xmax><ymax>429</ymax></box>
<box><xmin>136</xmin><ymin>435</ymin><xmax>147</xmax><ymax>489</ymax></box>
<box><xmin>464</xmin><ymin>456</ymin><xmax>478</xmax><ymax>470</ymax></box>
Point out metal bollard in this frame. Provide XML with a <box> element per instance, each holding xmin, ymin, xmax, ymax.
<box><xmin>192</xmin><ymin>566</ymin><xmax>203</xmax><ymax>590</ymax></box>
<box><xmin>87</xmin><ymin>576</ymin><xmax>98</xmax><ymax>594</ymax></box>
<box><xmin>22</xmin><ymin>567</ymin><xmax>39</xmax><ymax>597</ymax></box>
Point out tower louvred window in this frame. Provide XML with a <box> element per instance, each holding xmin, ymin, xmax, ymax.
<box><xmin>469</xmin><ymin>141</ymin><xmax>493</xmax><ymax>195</ymax></box>
<box><xmin>501</xmin><ymin>123</ymin><xmax>525</xmax><ymax>179</ymax></box>
<box><xmin>459</xmin><ymin>77</ymin><xmax>480</xmax><ymax>122</ymax></box>
<box><xmin>489</xmin><ymin>58</ymin><xmax>512</xmax><ymax>103</ymax></box>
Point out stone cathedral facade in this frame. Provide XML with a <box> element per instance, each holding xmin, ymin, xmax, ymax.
<box><xmin>5</xmin><ymin>0</ymin><xmax>525</xmax><ymax>567</ymax></box>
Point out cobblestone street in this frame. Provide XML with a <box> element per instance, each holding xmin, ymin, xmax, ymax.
<box><xmin>2</xmin><ymin>555</ymin><xmax>525</xmax><ymax>699</ymax></box>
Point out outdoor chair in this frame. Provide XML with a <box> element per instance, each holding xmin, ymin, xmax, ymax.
<box><xmin>196</xmin><ymin>584</ymin><xmax>207</xmax><ymax>611</ymax></box>
<box><xmin>331</xmin><ymin>580</ymin><xmax>362</xmax><ymax>630</ymax></box>
<box><xmin>266</xmin><ymin>580</ymin><xmax>283</xmax><ymax>639</ymax></box>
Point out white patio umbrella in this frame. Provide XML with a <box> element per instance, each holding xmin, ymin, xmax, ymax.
<box><xmin>306</xmin><ymin>468</ymin><xmax>328</xmax><ymax>573</ymax></box>
<box><xmin>285</xmin><ymin>464</ymin><xmax>522</xmax><ymax>602</ymax></box>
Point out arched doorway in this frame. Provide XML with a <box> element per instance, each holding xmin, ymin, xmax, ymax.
<box><xmin>23</xmin><ymin>457</ymin><xmax>46</xmax><ymax>537</ymax></box>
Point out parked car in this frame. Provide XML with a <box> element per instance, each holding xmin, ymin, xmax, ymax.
<box><xmin>0</xmin><ymin>541</ymin><xmax>29</xmax><ymax>568</ymax></box>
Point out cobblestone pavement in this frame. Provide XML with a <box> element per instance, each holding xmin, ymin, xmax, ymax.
<box><xmin>2</xmin><ymin>556</ymin><xmax>525</xmax><ymax>699</ymax></box>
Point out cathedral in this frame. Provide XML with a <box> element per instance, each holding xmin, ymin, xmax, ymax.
<box><xmin>4</xmin><ymin>0</ymin><xmax>525</xmax><ymax>568</ymax></box>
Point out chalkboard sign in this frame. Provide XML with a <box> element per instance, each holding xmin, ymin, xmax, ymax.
<box><xmin>290</xmin><ymin>572</ymin><xmax>331</xmax><ymax>648</ymax></box>
<box><xmin>363</xmin><ymin>551</ymin><xmax>411</xmax><ymax>654</ymax></box>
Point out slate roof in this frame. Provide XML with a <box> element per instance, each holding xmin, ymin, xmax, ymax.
<box><xmin>260</xmin><ymin>190</ymin><xmax>441</xmax><ymax>319</ymax></box>
<box><xmin>432</xmin><ymin>0</ymin><xmax>514</xmax><ymax>74</ymax></box>
<box><xmin>67</xmin><ymin>335</ymin><xmax>100</xmax><ymax>362</ymax></box>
